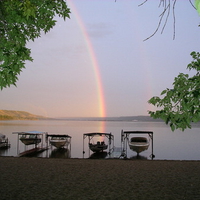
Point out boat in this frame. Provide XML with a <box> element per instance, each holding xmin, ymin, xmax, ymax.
<box><xmin>0</xmin><ymin>133</ymin><xmax>10</xmax><ymax>149</ymax></box>
<box><xmin>129</xmin><ymin>136</ymin><xmax>149</xmax><ymax>154</ymax></box>
<box><xmin>19</xmin><ymin>131</ymin><xmax>42</xmax><ymax>145</ymax></box>
<box><xmin>121</xmin><ymin>130</ymin><xmax>153</xmax><ymax>158</ymax></box>
<box><xmin>48</xmin><ymin>134</ymin><xmax>71</xmax><ymax>149</ymax></box>
<box><xmin>13</xmin><ymin>131</ymin><xmax>47</xmax><ymax>157</ymax></box>
<box><xmin>89</xmin><ymin>141</ymin><xmax>108</xmax><ymax>152</ymax></box>
<box><xmin>83</xmin><ymin>132</ymin><xmax>114</xmax><ymax>153</ymax></box>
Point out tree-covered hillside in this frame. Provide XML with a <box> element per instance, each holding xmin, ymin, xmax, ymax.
<box><xmin>0</xmin><ymin>110</ymin><xmax>44</xmax><ymax>120</ymax></box>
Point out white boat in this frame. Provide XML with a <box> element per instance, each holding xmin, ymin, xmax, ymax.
<box><xmin>89</xmin><ymin>141</ymin><xmax>108</xmax><ymax>152</ymax></box>
<box><xmin>19</xmin><ymin>132</ymin><xmax>42</xmax><ymax>145</ymax></box>
<box><xmin>129</xmin><ymin>137</ymin><xmax>149</xmax><ymax>154</ymax></box>
<box><xmin>0</xmin><ymin>133</ymin><xmax>10</xmax><ymax>148</ymax></box>
<box><xmin>49</xmin><ymin>135</ymin><xmax>71</xmax><ymax>149</ymax></box>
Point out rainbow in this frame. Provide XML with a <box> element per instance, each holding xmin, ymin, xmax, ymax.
<box><xmin>68</xmin><ymin>1</ymin><xmax>106</xmax><ymax>118</ymax></box>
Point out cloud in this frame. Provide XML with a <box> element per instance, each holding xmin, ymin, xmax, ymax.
<box><xmin>86</xmin><ymin>22</ymin><xmax>113</xmax><ymax>38</ymax></box>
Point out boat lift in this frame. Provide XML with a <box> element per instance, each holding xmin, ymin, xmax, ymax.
<box><xmin>83</xmin><ymin>132</ymin><xmax>114</xmax><ymax>158</ymax></box>
<box><xmin>45</xmin><ymin>134</ymin><xmax>72</xmax><ymax>158</ymax></box>
<box><xmin>46</xmin><ymin>134</ymin><xmax>72</xmax><ymax>150</ymax></box>
<box><xmin>13</xmin><ymin>131</ymin><xmax>47</xmax><ymax>157</ymax></box>
<box><xmin>120</xmin><ymin>130</ymin><xmax>155</xmax><ymax>160</ymax></box>
<box><xmin>0</xmin><ymin>133</ymin><xmax>11</xmax><ymax>149</ymax></box>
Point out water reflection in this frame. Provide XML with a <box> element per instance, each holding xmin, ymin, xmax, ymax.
<box><xmin>89</xmin><ymin>151</ymin><xmax>108</xmax><ymax>159</ymax></box>
<box><xmin>130</xmin><ymin>155</ymin><xmax>148</xmax><ymax>160</ymax></box>
<box><xmin>49</xmin><ymin>148</ymin><xmax>71</xmax><ymax>159</ymax></box>
<box><xmin>1</xmin><ymin>120</ymin><xmax>200</xmax><ymax>160</ymax></box>
<box><xmin>0</xmin><ymin>147</ymin><xmax>10</xmax><ymax>156</ymax></box>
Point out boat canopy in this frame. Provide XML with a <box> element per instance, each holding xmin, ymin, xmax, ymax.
<box><xmin>122</xmin><ymin>131</ymin><xmax>153</xmax><ymax>134</ymax></box>
<box><xmin>13</xmin><ymin>131</ymin><xmax>47</xmax><ymax>135</ymax></box>
<box><xmin>83</xmin><ymin>132</ymin><xmax>112</xmax><ymax>137</ymax></box>
<box><xmin>83</xmin><ymin>132</ymin><xmax>114</xmax><ymax>141</ymax></box>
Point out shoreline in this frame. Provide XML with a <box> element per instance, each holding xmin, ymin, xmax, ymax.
<box><xmin>2</xmin><ymin>155</ymin><xmax>200</xmax><ymax>161</ymax></box>
<box><xmin>1</xmin><ymin>157</ymin><xmax>200</xmax><ymax>199</ymax></box>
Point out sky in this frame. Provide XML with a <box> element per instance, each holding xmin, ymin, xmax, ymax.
<box><xmin>1</xmin><ymin>0</ymin><xmax>200</xmax><ymax>118</ymax></box>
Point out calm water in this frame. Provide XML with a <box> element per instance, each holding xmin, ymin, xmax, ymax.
<box><xmin>1</xmin><ymin>120</ymin><xmax>200</xmax><ymax>160</ymax></box>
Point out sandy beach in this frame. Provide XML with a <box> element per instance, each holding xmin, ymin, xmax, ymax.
<box><xmin>0</xmin><ymin>157</ymin><xmax>200</xmax><ymax>200</ymax></box>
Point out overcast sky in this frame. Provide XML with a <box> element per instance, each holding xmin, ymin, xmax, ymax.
<box><xmin>1</xmin><ymin>0</ymin><xmax>200</xmax><ymax>118</ymax></box>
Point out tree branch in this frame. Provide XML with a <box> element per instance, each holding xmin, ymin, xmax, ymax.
<box><xmin>141</xmin><ymin>0</ymin><xmax>195</xmax><ymax>41</ymax></box>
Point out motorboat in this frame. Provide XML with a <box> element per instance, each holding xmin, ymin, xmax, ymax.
<box><xmin>20</xmin><ymin>134</ymin><xmax>41</xmax><ymax>145</ymax></box>
<box><xmin>0</xmin><ymin>133</ymin><xmax>10</xmax><ymax>148</ymax></box>
<box><xmin>89</xmin><ymin>141</ymin><xmax>108</xmax><ymax>152</ymax></box>
<box><xmin>129</xmin><ymin>137</ymin><xmax>149</xmax><ymax>154</ymax></box>
<box><xmin>121</xmin><ymin>130</ymin><xmax>153</xmax><ymax>158</ymax></box>
<box><xmin>19</xmin><ymin>132</ymin><xmax>42</xmax><ymax>145</ymax></box>
<box><xmin>49</xmin><ymin>135</ymin><xmax>71</xmax><ymax>149</ymax></box>
<box><xmin>83</xmin><ymin>132</ymin><xmax>114</xmax><ymax>154</ymax></box>
<box><xmin>13</xmin><ymin>131</ymin><xmax>47</xmax><ymax>157</ymax></box>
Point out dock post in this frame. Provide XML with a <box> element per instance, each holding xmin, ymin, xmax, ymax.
<box><xmin>150</xmin><ymin>132</ymin><xmax>155</xmax><ymax>160</ymax></box>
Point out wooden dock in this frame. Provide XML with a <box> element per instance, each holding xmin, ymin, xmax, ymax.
<box><xmin>19</xmin><ymin>147</ymin><xmax>48</xmax><ymax>157</ymax></box>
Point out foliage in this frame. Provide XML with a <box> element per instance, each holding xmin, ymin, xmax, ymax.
<box><xmin>0</xmin><ymin>115</ymin><xmax>14</xmax><ymax>120</ymax></box>
<box><xmin>0</xmin><ymin>0</ymin><xmax>70</xmax><ymax>89</ymax></box>
<box><xmin>195</xmin><ymin>0</ymin><xmax>200</xmax><ymax>15</ymax></box>
<box><xmin>148</xmin><ymin>52</ymin><xmax>200</xmax><ymax>131</ymax></box>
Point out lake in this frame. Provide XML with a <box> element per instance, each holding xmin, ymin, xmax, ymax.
<box><xmin>0</xmin><ymin>120</ymin><xmax>200</xmax><ymax>160</ymax></box>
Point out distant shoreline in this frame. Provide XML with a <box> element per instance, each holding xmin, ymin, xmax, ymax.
<box><xmin>0</xmin><ymin>110</ymin><xmax>163</xmax><ymax>122</ymax></box>
<box><xmin>48</xmin><ymin>116</ymin><xmax>163</xmax><ymax>122</ymax></box>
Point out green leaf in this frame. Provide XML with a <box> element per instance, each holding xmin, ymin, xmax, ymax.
<box><xmin>0</xmin><ymin>0</ymin><xmax>71</xmax><ymax>89</ymax></box>
<box><xmin>148</xmin><ymin>51</ymin><xmax>200</xmax><ymax>131</ymax></box>
<box><xmin>195</xmin><ymin>0</ymin><xmax>200</xmax><ymax>15</ymax></box>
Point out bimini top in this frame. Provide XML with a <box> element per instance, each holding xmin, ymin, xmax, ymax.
<box><xmin>13</xmin><ymin>131</ymin><xmax>47</xmax><ymax>135</ymax></box>
<box><xmin>122</xmin><ymin>130</ymin><xmax>153</xmax><ymax>134</ymax></box>
<box><xmin>83</xmin><ymin>132</ymin><xmax>112</xmax><ymax>137</ymax></box>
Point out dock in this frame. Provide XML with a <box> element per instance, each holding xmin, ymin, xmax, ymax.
<box><xmin>18</xmin><ymin>147</ymin><xmax>48</xmax><ymax>157</ymax></box>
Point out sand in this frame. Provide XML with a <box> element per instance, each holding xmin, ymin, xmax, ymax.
<box><xmin>0</xmin><ymin>157</ymin><xmax>200</xmax><ymax>200</ymax></box>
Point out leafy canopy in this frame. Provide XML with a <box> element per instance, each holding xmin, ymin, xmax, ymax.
<box><xmin>148</xmin><ymin>52</ymin><xmax>200</xmax><ymax>131</ymax></box>
<box><xmin>0</xmin><ymin>0</ymin><xmax>70</xmax><ymax>89</ymax></box>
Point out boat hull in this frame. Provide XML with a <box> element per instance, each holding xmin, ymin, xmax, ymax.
<box><xmin>20</xmin><ymin>138</ymin><xmax>41</xmax><ymax>145</ymax></box>
<box><xmin>89</xmin><ymin>144</ymin><xmax>108</xmax><ymax>152</ymax></box>
<box><xmin>50</xmin><ymin>139</ymin><xmax>69</xmax><ymax>148</ymax></box>
<box><xmin>129</xmin><ymin>137</ymin><xmax>149</xmax><ymax>154</ymax></box>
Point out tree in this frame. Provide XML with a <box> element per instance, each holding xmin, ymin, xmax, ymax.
<box><xmin>140</xmin><ymin>0</ymin><xmax>199</xmax><ymax>40</ymax></box>
<box><xmin>148</xmin><ymin>52</ymin><xmax>200</xmax><ymax>131</ymax></box>
<box><xmin>145</xmin><ymin>0</ymin><xmax>200</xmax><ymax>131</ymax></box>
<box><xmin>0</xmin><ymin>0</ymin><xmax>70</xmax><ymax>89</ymax></box>
<box><xmin>141</xmin><ymin>0</ymin><xmax>200</xmax><ymax>131</ymax></box>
